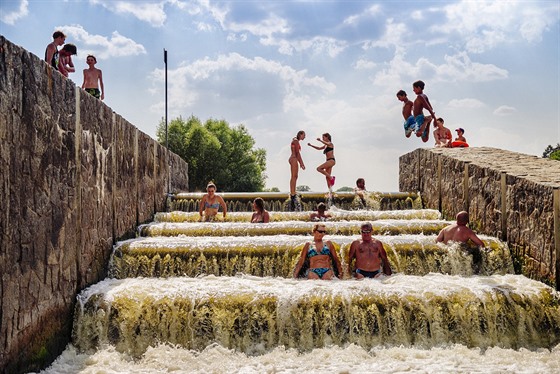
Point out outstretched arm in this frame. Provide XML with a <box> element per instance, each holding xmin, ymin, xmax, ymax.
<box><xmin>307</xmin><ymin>142</ymin><xmax>325</xmax><ymax>150</ymax></box>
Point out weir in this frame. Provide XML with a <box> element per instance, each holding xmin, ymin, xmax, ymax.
<box><xmin>43</xmin><ymin>192</ymin><xmax>560</xmax><ymax>372</ymax></box>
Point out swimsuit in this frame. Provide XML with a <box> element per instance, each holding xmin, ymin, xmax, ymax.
<box><xmin>414</xmin><ymin>114</ymin><xmax>425</xmax><ymax>133</ymax></box>
<box><xmin>45</xmin><ymin>48</ymin><xmax>59</xmax><ymax>70</ymax></box>
<box><xmin>356</xmin><ymin>268</ymin><xmax>381</xmax><ymax>278</ymax></box>
<box><xmin>403</xmin><ymin>115</ymin><xmax>415</xmax><ymax>135</ymax></box>
<box><xmin>204</xmin><ymin>201</ymin><xmax>220</xmax><ymax>209</ymax></box>
<box><xmin>323</xmin><ymin>146</ymin><xmax>334</xmax><ymax>154</ymax></box>
<box><xmin>85</xmin><ymin>88</ymin><xmax>100</xmax><ymax>99</ymax></box>
<box><xmin>307</xmin><ymin>243</ymin><xmax>331</xmax><ymax>257</ymax></box>
<box><xmin>309</xmin><ymin>268</ymin><xmax>331</xmax><ymax>278</ymax></box>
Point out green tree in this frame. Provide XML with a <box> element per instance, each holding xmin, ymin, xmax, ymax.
<box><xmin>336</xmin><ymin>186</ymin><xmax>354</xmax><ymax>192</ymax></box>
<box><xmin>543</xmin><ymin>144</ymin><xmax>560</xmax><ymax>161</ymax></box>
<box><xmin>296</xmin><ymin>185</ymin><xmax>310</xmax><ymax>192</ymax></box>
<box><xmin>263</xmin><ymin>187</ymin><xmax>280</xmax><ymax>192</ymax></box>
<box><xmin>157</xmin><ymin>116</ymin><xmax>267</xmax><ymax>191</ymax></box>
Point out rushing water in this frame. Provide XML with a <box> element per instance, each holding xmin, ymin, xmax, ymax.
<box><xmin>35</xmin><ymin>200</ymin><xmax>560</xmax><ymax>373</ymax></box>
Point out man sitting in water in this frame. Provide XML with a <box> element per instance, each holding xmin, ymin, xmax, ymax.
<box><xmin>354</xmin><ymin>178</ymin><xmax>367</xmax><ymax>207</ymax></box>
<box><xmin>310</xmin><ymin>202</ymin><xmax>332</xmax><ymax>221</ymax></box>
<box><xmin>348</xmin><ymin>222</ymin><xmax>392</xmax><ymax>278</ymax></box>
<box><xmin>436</xmin><ymin>211</ymin><xmax>485</xmax><ymax>248</ymax></box>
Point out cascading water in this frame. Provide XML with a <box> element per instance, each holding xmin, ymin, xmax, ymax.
<box><xmin>37</xmin><ymin>192</ymin><xmax>560</xmax><ymax>373</ymax></box>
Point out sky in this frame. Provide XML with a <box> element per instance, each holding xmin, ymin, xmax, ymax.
<box><xmin>1</xmin><ymin>0</ymin><xmax>559</xmax><ymax>193</ymax></box>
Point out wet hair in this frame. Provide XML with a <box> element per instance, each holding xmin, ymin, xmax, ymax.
<box><xmin>322</xmin><ymin>133</ymin><xmax>332</xmax><ymax>141</ymax></box>
<box><xmin>206</xmin><ymin>182</ymin><xmax>216</xmax><ymax>190</ymax></box>
<box><xmin>296</xmin><ymin>130</ymin><xmax>305</xmax><ymax>139</ymax></box>
<box><xmin>87</xmin><ymin>55</ymin><xmax>97</xmax><ymax>63</ymax></box>
<box><xmin>436</xmin><ymin>117</ymin><xmax>444</xmax><ymax>124</ymax></box>
<box><xmin>457</xmin><ymin>211</ymin><xmax>469</xmax><ymax>225</ymax></box>
<box><xmin>313</xmin><ymin>223</ymin><xmax>326</xmax><ymax>232</ymax></box>
<box><xmin>317</xmin><ymin>202</ymin><xmax>327</xmax><ymax>211</ymax></box>
<box><xmin>62</xmin><ymin>44</ymin><xmax>77</xmax><ymax>55</ymax></box>
<box><xmin>396</xmin><ymin>90</ymin><xmax>407</xmax><ymax>97</ymax></box>
<box><xmin>413</xmin><ymin>80</ymin><xmax>425</xmax><ymax>90</ymax></box>
<box><xmin>254</xmin><ymin>197</ymin><xmax>265</xmax><ymax>212</ymax></box>
<box><xmin>53</xmin><ymin>31</ymin><xmax>66</xmax><ymax>39</ymax></box>
<box><xmin>361</xmin><ymin>222</ymin><xmax>373</xmax><ymax>231</ymax></box>
<box><xmin>356</xmin><ymin>178</ymin><xmax>365</xmax><ymax>186</ymax></box>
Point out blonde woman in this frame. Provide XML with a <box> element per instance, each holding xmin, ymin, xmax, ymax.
<box><xmin>293</xmin><ymin>223</ymin><xmax>342</xmax><ymax>280</ymax></box>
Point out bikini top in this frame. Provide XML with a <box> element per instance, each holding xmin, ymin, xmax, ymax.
<box><xmin>204</xmin><ymin>200</ymin><xmax>220</xmax><ymax>209</ymax></box>
<box><xmin>308</xmin><ymin>242</ymin><xmax>331</xmax><ymax>257</ymax></box>
<box><xmin>323</xmin><ymin>146</ymin><xmax>333</xmax><ymax>154</ymax></box>
<box><xmin>291</xmin><ymin>139</ymin><xmax>301</xmax><ymax>151</ymax></box>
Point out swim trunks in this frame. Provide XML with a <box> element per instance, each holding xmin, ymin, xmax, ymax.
<box><xmin>403</xmin><ymin>115</ymin><xmax>415</xmax><ymax>137</ymax></box>
<box><xmin>355</xmin><ymin>268</ymin><xmax>381</xmax><ymax>278</ymax></box>
<box><xmin>85</xmin><ymin>88</ymin><xmax>101</xmax><ymax>99</ymax></box>
<box><xmin>414</xmin><ymin>114</ymin><xmax>424</xmax><ymax>133</ymax></box>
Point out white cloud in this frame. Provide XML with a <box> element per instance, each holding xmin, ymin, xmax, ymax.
<box><xmin>493</xmin><ymin>105</ymin><xmax>517</xmax><ymax>116</ymax></box>
<box><xmin>437</xmin><ymin>0</ymin><xmax>560</xmax><ymax>53</ymax></box>
<box><xmin>354</xmin><ymin>59</ymin><xmax>376</xmax><ymax>70</ymax></box>
<box><xmin>342</xmin><ymin>4</ymin><xmax>381</xmax><ymax>26</ymax></box>
<box><xmin>0</xmin><ymin>0</ymin><xmax>28</xmax><ymax>25</ymax></box>
<box><xmin>435</xmin><ymin>52</ymin><xmax>508</xmax><ymax>82</ymax></box>
<box><xmin>89</xmin><ymin>0</ymin><xmax>173</xmax><ymax>27</ymax></box>
<box><xmin>363</xmin><ymin>18</ymin><xmax>407</xmax><ymax>49</ymax></box>
<box><xmin>447</xmin><ymin>98</ymin><xmax>485</xmax><ymax>109</ymax></box>
<box><xmin>60</xmin><ymin>25</ymin><xmax>146</xmax><ymax>59</ymax></box>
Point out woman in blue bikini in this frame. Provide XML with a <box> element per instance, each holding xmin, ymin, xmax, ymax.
<box><xmin>293</xmin><ymin>223</ymin><xmax>343</xmax><ymax>280</ymax></box>
<box><xmin>198</xmin><ymin>182</ymin><xmax>227</xmax><ymax>221</ymax></box>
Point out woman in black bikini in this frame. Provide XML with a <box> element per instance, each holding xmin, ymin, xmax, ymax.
<box><xmin>308</xmin><ymin>133</ymin><xmax>336</xmax><ymax>190</ymax></box>
<box><xmin>251</xmin><ymin>197</ymin><xmax>270</xmax><ymax>223</ymax></box>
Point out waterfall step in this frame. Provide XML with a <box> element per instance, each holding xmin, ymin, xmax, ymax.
<box><xmin>139</xmin><ymin>219</ymin><xmax>451</xmax><ymax>237</ymax></box>
<box><xmin>73</xmin><ymin>274</ymin><xmax>560</xmax><ymax>357</ymax></box>
<box><xmin>155</xmin><ymin>209</ymin><xmax>442</xmax><ymax>223</ymax></box>
<box><xmin>111</xmin><ymin>235</ymin><xmax>513</xmax><ymax>279</ymax></box>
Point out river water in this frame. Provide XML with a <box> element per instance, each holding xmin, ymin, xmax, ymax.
<box><xmin>35</xmin><ymin>202</ymin><xmax>560</xmax><ymax>373</ymax></box>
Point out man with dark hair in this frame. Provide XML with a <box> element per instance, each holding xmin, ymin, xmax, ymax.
<box><xmin>45</xmin><ymin>30</ymin><xmax>66</xmax><ymax>69</ymax></box>
<box><xmin>436</xmin><ymin>211</ymin><xmax>484</xmax><ymax>247</ymax></box>
<box><xmin>412</xmin><ymin>80</ymin><xmax>436</xmax><ymax>142</ymax></box>
<box><xmin>58</xmin><ymin>44</ymin><xmax>77</xmax><ymax>77</ymax></box>
<box><xmin>396</xmin><ymin>90</ymin><xmax>415</xmax><ymax>138</ymax></box>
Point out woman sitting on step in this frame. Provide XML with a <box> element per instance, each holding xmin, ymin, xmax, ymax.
<box><xmin>251</xmin><ymin>197</ymin><xmax>270</xmax><ymax>223</ymax></box>
<box><xmin>293</xmin><ymin>223</ymin><xmax>343</xmax><ymax>280</ymax></box>
<box><xmin>198</xmin><ymin>182</ymin><xmax>227</xmax><ymax>222</ymax></box>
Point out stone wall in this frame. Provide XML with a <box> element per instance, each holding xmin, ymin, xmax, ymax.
<box><xmin>400</xmin><ymin>147</ymin><xmax>560</xmax><ymax>289</ymax></box>
<box><xmin>0</xmin><ymin>36</ymin><xmax>188</xmax><ymax>373</ymax></box>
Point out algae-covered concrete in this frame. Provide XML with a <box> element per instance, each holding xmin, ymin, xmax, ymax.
<box><xmin>400</xmin><ymin>147</ymin><xmax>560</xmax><ymax>289</ymax></box>
<box><xmin>0</xmin><ymin>36</ymin><xmax>188</xmax><ymax>373</ymax></box>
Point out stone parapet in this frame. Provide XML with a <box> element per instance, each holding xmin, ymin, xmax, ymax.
<box><xmin>400</xmin><ymin>147</ymin><xmax>560</xmax><ymax>289</ymax></box>
<box><xmin>0</xmin><ymin>36</ymin><xmax>188</xmax><ymax>372</ymax></box>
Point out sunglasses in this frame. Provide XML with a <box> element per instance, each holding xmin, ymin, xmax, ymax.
<box><xmin>316</xmin><ymin>230</ymin><xmax>327</xmax><ymax>234</ymax></box>
<box><xmin>361</xmin><ymin>230</ymin><xmax>372</xmax><ymax>234</ymax></box>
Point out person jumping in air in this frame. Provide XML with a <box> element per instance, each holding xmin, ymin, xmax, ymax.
<box><xmin>396</xmin><ymin>90</ymin><xmax>415</xmax><ymax>138</ymax></box>
<box><xmin>412</xmin><ymin>80</ymin><xmax>436</xmax><ymax>142</ymax></box>
<box><xmin>308</xmin><ymin>133</ymin><xmax>336</xmax><ymax>191</ymax></box>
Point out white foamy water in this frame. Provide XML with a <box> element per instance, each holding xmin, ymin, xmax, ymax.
<box><xmin>78</xmin><ymin>273</ymin><xmax>554</xmax><ymax>304</ymax></box>
<box><xmin>36</xmin><ymin>342</ymin><xmax>560</xmax><ymax>373</ymax></box>
<box><xmin>140</xmin><ymin>219</ymin><xmax>451</xmax><ymax>237</ymax></box>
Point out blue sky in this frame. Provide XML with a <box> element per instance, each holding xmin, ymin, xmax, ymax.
<box><xmin>1</xmin><ymin>0</ymin><xmax>559</xmax><ymax>192</ymax></box>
